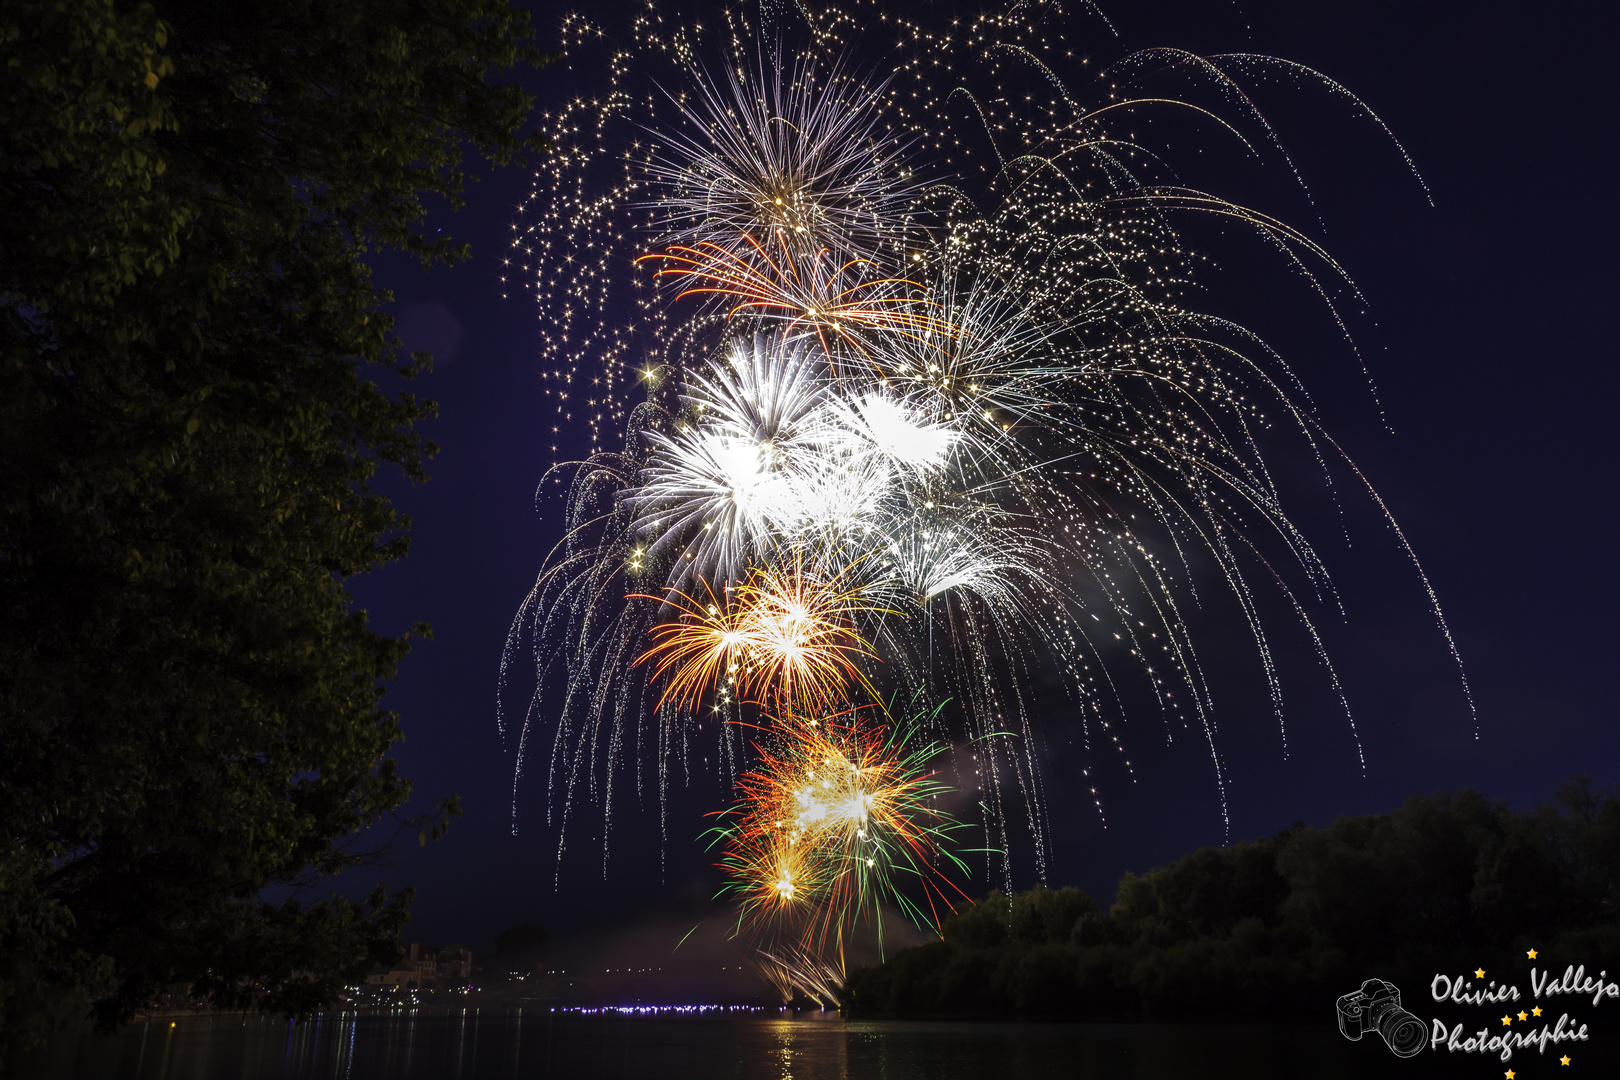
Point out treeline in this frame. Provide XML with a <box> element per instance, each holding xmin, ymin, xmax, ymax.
<box><xmin>847</xmin><ymin>779</ymin><xmax>1620</xmax><ymax>1019</ymax></box>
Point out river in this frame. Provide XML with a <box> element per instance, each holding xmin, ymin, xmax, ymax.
<box><xmin>15</xmin><ymin>1008</ymin><xmax>1570</xmax><ymax>1078</ymax></box>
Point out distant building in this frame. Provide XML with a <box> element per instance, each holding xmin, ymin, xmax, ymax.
<box><xmin>437</xmin><ymin>945</ymin><xmax>473</xmax><ymax>980</ymax></box>
<box><xmin>365</xmin><ymin>943</ymin><xmax>473</xmax><ymax>989</ymax></box>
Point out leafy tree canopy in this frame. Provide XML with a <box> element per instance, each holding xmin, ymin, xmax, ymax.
<box><xmin>0</xmin><ymin>0</ymin><xmax>546</xmax><ymax>1058</ymax></box>
<box><xmin>848</xmin><ymin>778</ymin><xmax>1620</xmax><ymax>1019</ymax></box>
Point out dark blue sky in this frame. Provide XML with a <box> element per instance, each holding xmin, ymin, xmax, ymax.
<box><xmin>340</xmin><ymin>0</ymin><xmax>1619</xmax><ymax>964</ymax></box>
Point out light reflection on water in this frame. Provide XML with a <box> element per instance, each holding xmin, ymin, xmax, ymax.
<box><xmin>18</xmin><ymin>1009</ymin><xmax>1509</xmax><ymax>1079</ymax></box>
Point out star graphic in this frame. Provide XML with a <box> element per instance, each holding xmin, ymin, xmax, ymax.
<box><xmin>1502</xmin><ymin>1015</ymin><xmax>1513</xmax><ymax>1026</ymax></box>
<box><xmin>1518</xmin><ymin>1011</ymin><xmax>1529</xmax><ymax>1021</ymax></box>
<box><xmin>1561</xmin><ymin>1055</ymin><xmax>1572</xmax><ymax>1065</ymax></box>
<box><xmin>1528</xmin><ymin>948</ymin><xmax>1539</xmax><ymax>959</ymax></box>
<box><xmin>1477</xmin><ymin>968</ymin><xmax>1488</xmax><ymax>978</ymax></box>
<box><xmin>1533</xmin><ymin>1006</ymin><xmax>1544</xmax><ymax>1017</ymax></box>
<box><xmin>1507</xmin><ymin>1071</ymin><xmax>1517</xmax><ymax>1079</ymax></box>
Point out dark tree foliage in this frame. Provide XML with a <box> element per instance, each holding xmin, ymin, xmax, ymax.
<box><xmin>493</xmin><ymin>922</ymin><xmax>548</xmax><ymax>959</ymax></box>
<box><xmin>846</xmin><ymin>779</ymin><xmax>1620</xmax><ymax>1019</ymax></box>
<box><xmin>0</xmin><ymin>0</ymin><xmax>545</xmax><ymax>1057</ymax></box>
<box><xmin>488</xmin><ymin>922</ymin><xmax>548</xmax><ymax>977</ymax></box>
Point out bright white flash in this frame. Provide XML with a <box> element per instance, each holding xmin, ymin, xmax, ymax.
<box><xmin>846</xmin><ymin>393</ymin><xmax>956</xmax><ymax>474</ymax></box>
<box><xmin>629</xmin><ymin>336</ymin><xmax>991</xmax><ymax>584</ymax></box>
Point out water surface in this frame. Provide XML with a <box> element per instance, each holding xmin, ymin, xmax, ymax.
<box><xmin>18</xmin><ymin>1009</ymin><xmax>1563</xmax><ymax>1079</ymax></box>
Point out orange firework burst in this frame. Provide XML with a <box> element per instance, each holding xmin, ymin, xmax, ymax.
<box><xmin>631</xmin><ymin>578</ymin><xmax>753</xmax><ymax>712</ymax></box>
<box><xmin>708</xmin><ymin>703</ymin><xmax>972</xmax><ymax>952</ymax></box>
<box><xmin>634</xmin><ymin>231</ymin><xmax>956</xmax><ymax>363</ymax></box>
<box><xmin>634</xmin><ymin>559</ymin><xmax>884</xmax><ymax>713</ymax></box>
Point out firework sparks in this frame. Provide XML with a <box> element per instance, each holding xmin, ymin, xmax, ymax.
<box><xmin>636</xmin><ymin>235</ymin><xmax>954</xmax><ymax>360</ymax></box>
<box><xmin>635</xmin><ymin>560</ymin><xmax>885</xmax><ymax>714</ymax></box>
<box><xmin>502</xmin><ymin>2</ymin><xmax>1474</xmax><ymax>932</ymax></box>
<box><xmin>645</xmin><ymin>55</ymin><xmax>922</xmax><ymax>264</ymax></box>
<box><xmin>709</xmin><ymin>704</ymin><xmax>973</xmax><ymax>957</ymax></box>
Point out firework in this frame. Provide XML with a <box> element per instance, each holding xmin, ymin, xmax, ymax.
<box><xmin>625</xmin><ymin>331</ymin><xmax>1021</xmax><ymax>591</ymax></box>
<box><xmin>708</xmin><ymin>704</ymin><xmax>973</xmax><ymax>963</ymax></box>
<box><xmin>644</xmin><ymin>54</ymin><xmax>921</xmax><ymax>264</ymax></box>
<box><xmin>636</xmin><ymin>236</ymin><xmax>954</xmax><ymax>362</ymax></box>
<box><xmin>635</xmin><ymin>559</ymin><xmax>886</xmax><ymax>714</ymax></box>
<box><xmin>503</xmin><ymin>1</ymin><xmax>1473</xmax><ymax>922</ymax></box>
<box><xmin>753</xmin><ymin>943</ymin><xmax>847</xmax><ymax>1008</ymax></box>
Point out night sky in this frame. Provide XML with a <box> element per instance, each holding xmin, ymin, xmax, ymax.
<box><xmin>336</xmin><ymin>0</ymin><xmax>1620</xmax><ymax>979</ymax></box>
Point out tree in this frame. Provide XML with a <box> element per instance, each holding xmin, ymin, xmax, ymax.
<box><xmin>0</xmin><ymin>0</ymin><xmax>547</xmax><ymax>1057</ymax></box>
<box><xmin>846</xmin><ymin>779</ymin><xmax>1620</xmax><ymax>1019</ymax></box>
<box><xmin>492</xmin><ymin>922</ymin><xmax>548</xmax><ymax>971</ymax></box>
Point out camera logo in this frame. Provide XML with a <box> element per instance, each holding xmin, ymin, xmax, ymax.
<box><xmin>1337</xmin><ymin>978</ymin><xmax>1428</xmax><ymax>1058</ymax></box>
